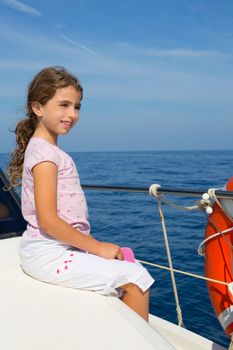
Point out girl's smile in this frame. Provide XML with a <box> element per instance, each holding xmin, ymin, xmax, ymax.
<box><xmin>60</xmin><ymin>121</ymin><xmax>73</xmax><ymax>129</ymax></box>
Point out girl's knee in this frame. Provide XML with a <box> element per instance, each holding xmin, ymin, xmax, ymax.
<box><xmin>121</xmin><ymin>283</ymin><xmax>144</xmax><ymax>294</ymax></box>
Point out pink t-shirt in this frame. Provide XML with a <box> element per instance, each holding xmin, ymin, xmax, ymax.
<box><xmin>21</xmin><ymin>137</ymin><xmax>90</xmax><ymax>245</ymax></box>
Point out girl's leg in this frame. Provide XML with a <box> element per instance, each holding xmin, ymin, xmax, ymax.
<box><xmin>121</xmin><ymin>283</ymin><xmax>150</xmax><ymax>321</ymax></box>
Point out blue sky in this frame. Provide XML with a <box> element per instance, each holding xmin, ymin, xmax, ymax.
<box><xmin>1</xmin><ymin>0</ymin><xmax>233</xmax><ymax>152</ymax></box>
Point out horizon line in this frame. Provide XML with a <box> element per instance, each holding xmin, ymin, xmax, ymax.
<box><xmin>1</xmin><ymin>148</ymin><xmax>233</xmax><ymax>155</ymax></box>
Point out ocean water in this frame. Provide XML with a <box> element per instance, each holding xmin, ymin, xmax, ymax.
<box><xmin>1</xmin><ymin>150</ymin><xmax>232</xmax><ymax>348</ymax></box>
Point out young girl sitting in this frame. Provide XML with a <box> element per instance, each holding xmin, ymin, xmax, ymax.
<box><xmin>8</xmin><ymin>66</ymin><xmax>154</xmax><ymax>321</ymax></box>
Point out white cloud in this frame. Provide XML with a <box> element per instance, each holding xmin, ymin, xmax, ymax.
<box><xmin>85</xmin><ymin>73</ymin><xmax>233</xmax><ymax>105</ymax></box>
<box><xmin>142</xmin><ymin>48</ymin><xmax>222</xmax><ymax>58</ymax></box>
<box><xmin>113</xmin><ymin>42</ymin><xmax>225</xmax><ymax>59</ymax></box>
<box><xmin>59</xmin><ymin>35</ymin><xmax>99</xmax><ymax>57</ymax></box>
<box><xmin>1</xmin><ymin>0</ymin><xmax>41</xmax><ymax>16</ymax></box>
<box><xmin>0</xmin><ymin>22</ymin><xmax>233</xmax><ymax>106</ymax></box>
<box><xmin>0</xmin><ymin>23</ymin><xmax>131</xmax><ymax>75</ymax></box>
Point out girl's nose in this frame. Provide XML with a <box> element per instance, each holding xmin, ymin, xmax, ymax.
<box><xmin>69</xmin><ymin>106</ymin><xmax>78</xmax><ymax>119</ymax></box>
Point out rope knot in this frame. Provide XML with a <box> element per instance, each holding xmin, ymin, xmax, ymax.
<box><xmin>149</xmin><ymin>184</ymin><xmax>161</xmax><ymax>197</ymax></box>
<box><xmin>207</xmin><ymin>188</ymin><xmax>217</xmax><ymax>199</ymax></box>
<box><xmin>198</xmin><ymin>192</ymin><xmax>213</xmax><ymax>215</ymax></box>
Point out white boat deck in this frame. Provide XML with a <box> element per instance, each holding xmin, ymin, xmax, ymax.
<box><xmin>0</xmin><ymin>237</ymin><xmax>227</xmax><ymax>350</ymax></box>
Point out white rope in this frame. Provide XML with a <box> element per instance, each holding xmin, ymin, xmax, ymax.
<box><xmin>198</xmin><ymin>227</ymin><xmax>233</xmax><ymax>256</ymax></box>
<box><xmin>149</xmin><ymin>184</ymin><xmax>196</xmax><ymax>211</ymax></box>
<box><xmin>155</xmin><ymin>191</ymin><xmax>185</xmax><ymax>327</ymax></box>
<box><xmin>160</xmin><ymin>197</ymin><xmax>199</xmax><ymax>211</ymax></box>
<box><xmin>149</xmin><ymin>184</ymin><xmax>161</xmax><ymax>197</ymax></box>
<box><xmin>149</xmin><ymin>184</ymin><xmax>211</xmax><ymax>212</ymax></box>
<box><xmin>208</xmin><ymin>187</ymin><xmax>233</xmax><ymax>223</ymax></box>
<box><xmin>149</xmin><ymin>184</ymin><xmax>233</xmax><ymax>256</ymax></box>
<box><xmin>138</xmin><ymin>259</ymin><xmax>229</xmax><ymax>285</ymax></box>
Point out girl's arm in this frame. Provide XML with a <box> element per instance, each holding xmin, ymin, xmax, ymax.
<box><xmin>33</xmin><ymin>161</ymin><xmax>123</xmax><ymax>260</ymax></box>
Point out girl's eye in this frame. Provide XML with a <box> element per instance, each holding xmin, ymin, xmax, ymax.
<box><xmin>60</xmin><ymin>103</ymin><xmax>81</xmax><ymax>110</ymax></box>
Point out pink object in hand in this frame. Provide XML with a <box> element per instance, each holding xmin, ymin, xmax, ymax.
<box><xmin>121</xmin><ymin>247</ymin><xmax>135</xmax><ymax>263</ymax></box>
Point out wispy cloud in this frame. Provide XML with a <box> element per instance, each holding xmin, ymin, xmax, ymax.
<box><xmin>0</xmin><ymin>23</ymin><xmax>132</xmax><ymax>75</ymax></box>
<box><xmin>1</xmin><ymin>0</ymin><xmax>41</xmax><ymax>16</ymax></box>
<box><xmin>142</xmin><ymin>48</ymin><xmax>222</xmax><ymax>58</ymax></box>
<box><xmin>0</xmin><ymin>22</ymin><xmax>233</xmax><ymax>105</ymax></box>
<box><xmin>113</xmin><ymin>42</ymin><xmax>225</xmax><ymax>59</ymax></box>
<box><xmin>59</xmin><ymin>35</ymin><xmax>99</xmax><ymax>56</ymax></box>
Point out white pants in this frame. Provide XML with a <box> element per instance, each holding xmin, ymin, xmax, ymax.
<box><xmin>20</xmin><ymin>245</ymin><xmax>154</xmax><ymax>296</ymax></box>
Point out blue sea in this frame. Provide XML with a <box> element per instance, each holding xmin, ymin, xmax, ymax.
<box><xmin>0</xmin><ymin>150</ymin><xmax>232</xmax><ymax>348</ymax></box>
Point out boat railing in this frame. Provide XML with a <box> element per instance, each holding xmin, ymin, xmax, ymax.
<box><xmin>82</xmin><ymin>184</ymin><xmax>233</xmax><ymax>198</ymax></box>
<box><xmin>82</xmin><ymin>182</ymin><xmax>233</xmax><ymax>328</ymax></box>
<box><xmin>82</xmin><ymin>183</ymin><xmax>231</xmax><ymax>281</ymax></box>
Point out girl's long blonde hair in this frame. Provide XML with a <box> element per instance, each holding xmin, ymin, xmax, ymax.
<box><xmin>7</xmin><ymin>66</ymin><xmax>83</xmax><ymax>188</ymax></box>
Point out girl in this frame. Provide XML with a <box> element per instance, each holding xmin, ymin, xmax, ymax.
<box><xmin>8</xmin><ymin>66</ymin><xmax>154</xmax><ymax>321</ymax></box>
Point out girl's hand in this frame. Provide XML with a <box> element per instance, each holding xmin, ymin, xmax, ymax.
<box><xmin>97</xmin><ymin>242</ymin><xmax>124</xmax><ymax>260</ymax></box>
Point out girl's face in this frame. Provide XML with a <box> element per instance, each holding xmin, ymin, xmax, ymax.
<box><xmin>32</xmin><ymin>85</ymin><xmax>82</xmax><ymax>144</ymax></box>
